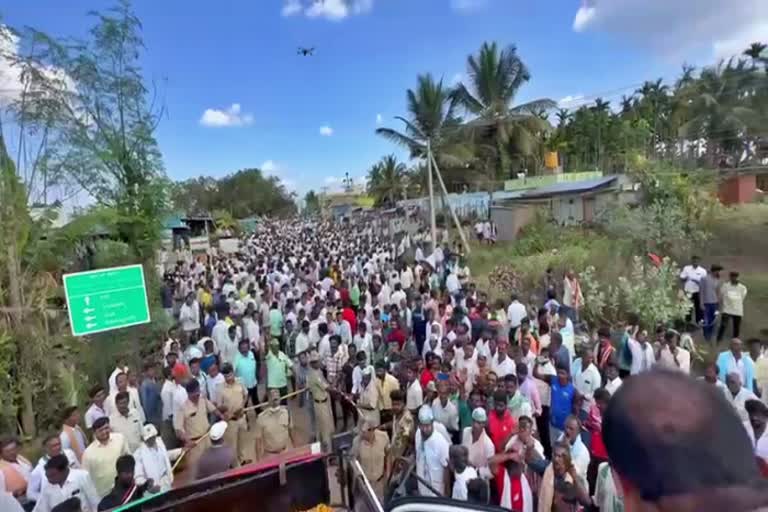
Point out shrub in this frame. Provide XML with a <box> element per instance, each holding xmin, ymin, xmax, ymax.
<box><xmin>581</xmin><ymin>256</ymin><xmax>690</xmax><ymax>329</ymax></box>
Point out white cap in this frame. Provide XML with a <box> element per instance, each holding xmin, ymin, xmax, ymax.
<box><xmin>418</xmin><ymin>406</ymin><xmax>434</xmax><ymax>425</ymax></box>
<box><xmin>142</xmin><ymin>424</ymin><xmax>158</xmax><ymax>441</ymax></box>
<box><xmin>209</xmin><ymin>421</ymin><xmax>228</xmax><ymax>441</ymax></box>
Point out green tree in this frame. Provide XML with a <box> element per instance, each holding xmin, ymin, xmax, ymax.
<box><xmin>172</xmin><ymin>168</ymin><xmax>296</xmax><ymax>218</ymax></box>
<box><xmin>376</xmin><ymin>74</ymin><xmax>472</xmax><ymax>168</ymax></box>
<box><xmin>366</xmin><ymin>155</ymin><xmax>408</xmax><ymax>207</ymax></box>
<box><xmin>24</xmin><ymin>1</ymin><xmax>169</xmax><ymax>260</ymax></box>
<box><xmin>303</xmin><ymin>190</ymin><xmax>321</xmax><ymax>214</ymax></box>
<box><xmin>678</xmin><ymin>59</ymin><xmax>763</xmax><ymax>166</ymax></box>
<box><xmin>454</xmin><ymin>42</ymin><xmax>556</xmax><ymax>184</ymax></box>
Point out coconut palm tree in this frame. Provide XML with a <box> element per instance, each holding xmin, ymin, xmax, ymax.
<box><xmin>375</xmin><ymin>74</ymin><xmax>472</xmax><ymax>167</ymax></box>
<box><xmin>743</xmin><ymin>42</ymin><xmax>767</xmax><ymax>68</ymax></box>
<box><xmin>555</xmin><ymin>108</ymin><xmax>571</xmax><ymax>128</ymax></box>
<box><xmin>454</xmin><ymin>42</ymin><xmax>556</xmax><ymax>182</ymax></box>
<box><xmin>366</xmin><ymin>155</ymin><xmax>408</xmax><ymax>207</ymax></box>
<box><xmin>679</xmin><ymin>59</ymin><xmax>762</xmax><ymax>165</ymax></box>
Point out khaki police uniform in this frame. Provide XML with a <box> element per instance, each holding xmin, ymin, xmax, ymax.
<box><xmin>256</xmin><ymin>406</ymin><xmax>292</xmax><ymax>456</ymax></box>
<box><xmin>307</xmin><ymin>366</ymin><xmax>334</xmax><ymax>451</ymax></box>
<box><xmin>174</xmin><ymin>398</ymin><xmax>217</xmax><ymax>470</ymax></box>
<box><xmin>352</xmin><ymin>430</ymin><xmax>390</xmax><ymax>499</ymax></box>
<box><xmin>217</xmin><ymin>381</ymin><xmax>250</xmax><ymax>465</ymax></box>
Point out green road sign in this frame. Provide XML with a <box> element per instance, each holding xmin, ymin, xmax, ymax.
<box><xmin>63</xmin><ymin>264</ymin><xmax>151</xmax><ymax>336</ymax></box>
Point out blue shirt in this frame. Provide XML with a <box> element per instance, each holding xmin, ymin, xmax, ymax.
<box><xmin>553</xmin><ymin>345</ymin><xmax>571</xmax><ymax>374</ymax></box>
<box><xmin>234</xmin><ymin>351</ymin><xmax>257</xmax><ymax>390</ymax></box>
<box><xmin>139</xmin><ymin>379</ymin><xmax>162</xmax><ymax>425</ymax></box>
<box><xmin>204</xmin><ymin>316</ymin><xmax>217</xmax><ymax>337</ymax></box>
<box><xmin>550</xmin><ymin>379</ymin><xmax>575</xmax><ymax>430</ymax></box>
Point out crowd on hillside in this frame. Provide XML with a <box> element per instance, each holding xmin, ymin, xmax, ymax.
<box><xmin>1</xmin><ymin>217</ymin><xmax>766</xmax><ymax>512</ymax></box>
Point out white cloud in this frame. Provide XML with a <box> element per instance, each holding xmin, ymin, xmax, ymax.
<box><xmin>319</xmin><ymin>125</ymin><xmax>334</xmax><ymax>136</ymax></box>
<box><xmin>376</xmin><ymin>114</ymin><xmax>383</xmax><ymax>125</ymax></box>
<box><xmin>283</xmin><ymin>0</ymin><xmax>373</xmax><ymax>21</ymax></box>
<box><xmin>0</xmin><ymin>27</ymin><xmax>74</xmax><ymax>107</ymax></box>
<box><xmin>558</xmin><ymin>94</ymin><xmax>585</xmax><ymax>109</ymax></box>
<box><xmin>451</xmin><ymin>73</ymin><xmax>465</xmax><ymax>86</ymax></box>
<box><xmin>199</xmin><ymin>103</ymin><xmax>254</xmax><ymax>127</ymax></box>
<box><xmin>450</xmin><ymin>0</ymin><xmax>489</xmax><ymax>12</ymax></box>
<box><xmin>281</xmin><ymin>0</ymin><xmax>303</xmax><ymax>16</ymax></box>
<box><xmin>572</xmin><ymin>0</ymin><xmax>768</xmax><ymax>60</ymax></box>
<box><xmin>324</xmin><ymin>176</ymin><xmax>340</xmax><ymax>184</ymax></box>
<box><xmin>261</xmin><ymin>160</ymin><xmax>278</xmax><ymax>173</ymax></box>
<box><xmin>280</xmin><ymin>178</ymin><xmax>297</xmax><ymax>190</ymax></box>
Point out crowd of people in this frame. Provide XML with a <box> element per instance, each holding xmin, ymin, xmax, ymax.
<box><xmin>1</xmin><ymin>217</ymin><xmax>767</xmax><ymax>512</ymax></box>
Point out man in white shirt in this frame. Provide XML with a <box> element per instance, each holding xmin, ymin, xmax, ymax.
<box><xmin>32</xmin><ymin>454</ymin><xmax>100</xmax><ymax>512</ymax></box>
<box><xmin>28</xmin><ymin>435</ymin><xmax>80</xmax><ymax>503</ymax></box>
<box><xmin>211</xmin><ymin>314</ymin><xmax>230</xmax><ymax>355</ymax></box>
<box><xmin>506</xmin><ymin>294</ymin><xmax>527</xmax><ymax>340</ymax></box>
<box><xmin>679</xmin><ymin>255</ymin><xmax>707</xmax><ymax>323</ymax></box>
<box><xmin>104</xmin><ymin>373</ymin><xmax>146</xmax><ymax>425</ymax></box>
<box><xmin>571</xmin><ymin>349</ymin><xmax>602</xmax><ymax>414</ymax></box>
<box><xmin>725</xmin><ymin>372</ymin><xmax>758</xmax><ymax>422</ymax></box>
<box><xmin>295</xmin><ymin>320</ymin><xmax>312</xmax><ymax>357</ymax></box>
<box><xmin>450</xmin><ymin>445</ymin><xmax>478</xmax><ymax>500</ymax></box>
<box><xmin>658</xmin><ymin>331</ymin><xmax>691</xmax><ymax>375</ymax></box>
<box><xmin>84</xmin><ymin>386</ymin><xmax>108</xmax><ymax>431</ymax></box>
<box><xmin>415</xmin><ymin>406</ymin><xmax>450</xmax><ymax>497</ymax></box>
<box><xmin>406</xmin><ymin>366</ymin><xmax>424</xmax><ymax>413</ymax></box>
<box><xmin>604</xmin><ymin>361</ymin><xmax>623</xmax><ymax>396</ymax></box>
<box><xmin>628</xmin><ymin>332</ymin><xmax>656</xmax><ymax>375</ymax></box>
<box><xmin>179</xmin><ymin>294</ymin><xmax>200</xmax><ymax>341</ymax></box>
<box><xmin>445</xmin><ymin>271</ymin><xmax>460</xmax><ymax>296</ymax></box>
<box><xmin>431</xmin><ymin>382</ymin><xmax>459</xmax><ymax>434</ymax></box>
<box><xmin>391</xmin><ymin>283</ymin><xmax>407</xmax><ymax>308</ymax></box>
<box><xmin>353</xmin><ymin>323</ymin><xmax>373</xmax><ymax>365</ymax></box>
<box><xmin>133</xmin><ymin>424</ymin><xmax>178</xmax><ymax>493</ymax></box>
<box><xmin>108</xmin><ymin>392</ymin><xmax>143</xmax><ymax>453</ymax></box>
<box><xmin>744</xmin><ymin>399</ymin><xmax>768</xmax><ymax>466</ymax></box>
<box><xmin>492</xmin><ymin>341</ymin><xmax>516</xmax><ymax>379</ymax></box>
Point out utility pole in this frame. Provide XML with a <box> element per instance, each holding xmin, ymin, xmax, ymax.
<box><xmin>430</xmin><ymin>150</ymin><xmax>471</xmax><ymax>255</ymax></box>
<box><xmin>426</xmin><ymin>139</ymin><xmax>437</xmax><ymax>251</ymax></box>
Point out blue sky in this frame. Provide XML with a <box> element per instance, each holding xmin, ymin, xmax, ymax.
<box><xmin>2</xmin><ymin>0</ymin><xmax>766</xmax><ymax>195</ymax></box>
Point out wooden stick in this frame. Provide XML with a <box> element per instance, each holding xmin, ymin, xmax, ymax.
<box><xmin>242</xmin><ymin>387</ymin><xmax>307</xmax><ymax>413</ymax></box>
<box><xmin>171</xmin><ymin>432</ymin><xmax>210</xmax><ymax>472</ymax></box>
<box><xmin>172</xmin><ymin>387</ymin><xmax>307</xmax><ymax>473</ymax></box>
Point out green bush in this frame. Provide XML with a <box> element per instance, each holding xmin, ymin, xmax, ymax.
<box><xmin>580</xmin><ymin>256</ymin><xmax>690</xmax><ymax>329</ymax></box>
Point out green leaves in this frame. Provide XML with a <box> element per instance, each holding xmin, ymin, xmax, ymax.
<box><xmin>581</xmin><ymin>257</ymin><xmax>691</xmax><ymax>330</ymax></box>
<box><xmin>173</xmin><ymin>168</ymin><xmax>296</xmax><ymax>219</ymax></box>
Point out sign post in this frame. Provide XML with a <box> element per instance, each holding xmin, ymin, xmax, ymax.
<box><xmin>63</xmin><ymin>264</ymin><xmax>151</xmax><ymax>336</ymax></box>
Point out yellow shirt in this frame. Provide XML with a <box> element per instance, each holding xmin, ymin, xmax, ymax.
<box><xmin>377</xmin><ymin>373</ymin><xmax>400</xmax><ymax>411</ymax></box>
<box><xmin>82</xmin><ymin>433</ymin><xmax>129</xmax><ymax>497</ymax></box>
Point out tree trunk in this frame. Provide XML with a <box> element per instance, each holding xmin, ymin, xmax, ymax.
<box><xmin>5</xmin><ymin>241</ymin><xmax>36</xmax><ymax>437</ymax></box>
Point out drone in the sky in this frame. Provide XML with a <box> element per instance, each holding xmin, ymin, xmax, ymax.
<box><xmin>297</xmin><ymin>47</ymin><xmax>316</xmax><ymax>56</ymax></box>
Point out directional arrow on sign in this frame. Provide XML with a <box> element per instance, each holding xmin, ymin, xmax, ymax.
<box><xmin>86</xmin><ymin>323</ymin><xmax>97</xmax><ymax>329</ymax></box>
<box><xmin>83</xmin><ymin>308</ymin><xmax>95</xmax><ymax>314</ymax></box>
<box><xmin>85</xmin><ymin>296</ymin><xmax>91</xmax><ymax>306</ymax></box>
<box><xmin>85</xmin><ymin>316</ymin><xmax>97</xmax><ymax>322</ymax></box>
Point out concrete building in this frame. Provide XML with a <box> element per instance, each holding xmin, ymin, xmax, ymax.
<box><xmin>490</xmin><ymin>175</ymin><xmax>637</xmax><ymax>241</ymax></box>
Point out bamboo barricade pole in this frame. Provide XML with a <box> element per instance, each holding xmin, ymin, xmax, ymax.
<box><xmin>171</xmin><ymin>387</ymin><xmax>308</xmax><ymax>472</ymax></box>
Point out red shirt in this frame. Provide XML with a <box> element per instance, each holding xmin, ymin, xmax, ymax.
<box><xmin>419</xmin><ymin>369</ymin><xmax>436</xmax><ymax>389</ymax></box>
<box><xmin>487</xmin><ymin>409</ymin><xmax>516</xmax><ymax>453</ymax></box>
<box><xmin>340</xmin><ymin>288</ymin><xmax>351</xmax><ymax>306</ymax></box>
<box><xmin>342</xmin><ymin>307</ymin><xmax>357</xmax><ymax>334</ymax></box>
<box><xmin>387</xmin><ymin>328</ymin><xmax>406</xmax><ymax>349</ymax></box>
